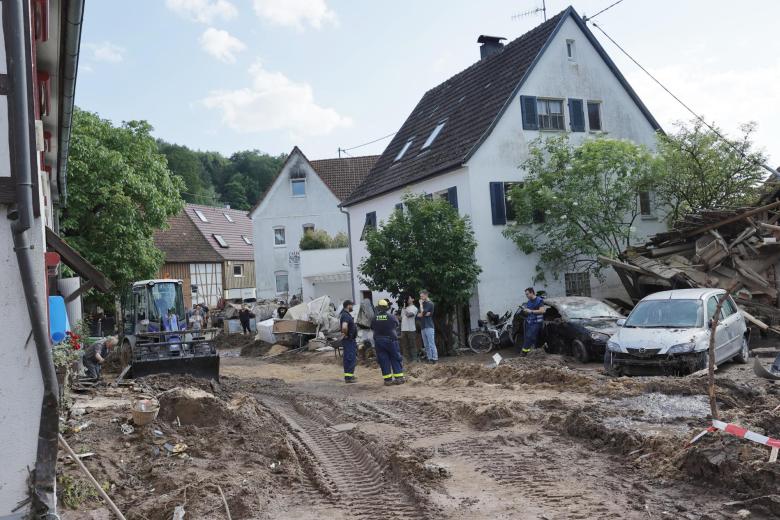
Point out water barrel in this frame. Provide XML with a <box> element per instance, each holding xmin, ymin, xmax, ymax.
<box><xmin>49</xmin><ymin>295</ymin><xmax>70</xmax><ymax>343</ymax></box>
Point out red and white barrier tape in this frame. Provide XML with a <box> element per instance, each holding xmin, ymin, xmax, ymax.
<box><xmin>688</xmin><ymin>420</ymin><xmax>780</xmax><ymax>450</ymax></box>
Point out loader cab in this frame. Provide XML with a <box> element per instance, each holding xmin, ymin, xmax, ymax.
<box><xmin>121</xmin><ymin>280</ymin><xmax>185</xmax><ymax>336</ymax></box>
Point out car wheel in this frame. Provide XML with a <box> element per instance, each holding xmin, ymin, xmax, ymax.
<box><xmin>468</xmin><ymin>332</ymin><xmax>493</xmax><ymax>354</ymax></box>
<box><xmin>734</xmin><ymin>335</ymin><xmax>750</xmax><ymax>364</ymax></box>
<box><xmin>573</xmin><ymin>340</ymin><xmax>589</xmax><ymax>363</ymax></box>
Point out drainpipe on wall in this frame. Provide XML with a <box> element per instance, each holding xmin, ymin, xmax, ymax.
<box><xmin>6</xmin><ymin>0</ymin><xmax>59</xmax><ymax>515</ymax></box>
<box><xmin>339</xmin><ymin>205</ymin><xmax>356</xmax><ymax>301</ymax></box>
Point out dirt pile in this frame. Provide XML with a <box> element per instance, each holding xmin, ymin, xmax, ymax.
<box><xmin>454</xmin><ymin>401</ymin><xmax>529</xmax><ymax>430</ymax></box>
<box><xmin>415</xmin><ymin>361</ymin><xmax>593</xmax><ymax>390</ymax></box>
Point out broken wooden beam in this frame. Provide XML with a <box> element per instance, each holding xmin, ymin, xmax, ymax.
<box><xmin>648</xmin><ymin>243</ymin><xmax>695</xmax><ymax>258</ymax></box>
<box><xmin>683</xmin><ymin>200</ymin><xmax>780</xmax><ymax>237</ymax></box>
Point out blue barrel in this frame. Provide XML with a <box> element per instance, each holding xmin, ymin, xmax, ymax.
<box><xmin>49</xmin><ymin>295</ymin><xmax>70</xmax><ymax>343</ymax></box>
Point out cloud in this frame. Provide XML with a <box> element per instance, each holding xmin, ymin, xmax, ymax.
<box><xmin>201</xmin><ymin>60</ymin><xmax>352</xmax><ymax>136</ymax></box>
<box><xmin>199</xmin><ymin>28</ymin><xmax>246</xmax><ymax>63</ymax></box>
<box><xmin>252</xmin><ymin>0</ymin><xmax>336</xmax><ymax>29</ymax></box>
<box><xmin>166</xmin><ymin>0</ymin><xmax>237</xmax><ymax>24</ymax></box>
<box><xmin>85</xmin><ymin>42</ymin><xmax>125</xmax><ymax>63</ymax></box>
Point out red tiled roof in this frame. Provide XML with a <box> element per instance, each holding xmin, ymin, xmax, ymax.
<box><xmin>310</xmin><ymin>155</ymin><xmax>378</xmax><ymax>201</ymax></box>
<box><xmin>154</xmin><ymin>203</ymin><xmax>254</xmax><ymax>263</ymax></box>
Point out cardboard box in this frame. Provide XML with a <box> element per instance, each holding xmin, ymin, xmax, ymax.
<box><xmin>272</xmin><ymin>319</ymin><xmax>317</xmax><ymax>335</ymax></box>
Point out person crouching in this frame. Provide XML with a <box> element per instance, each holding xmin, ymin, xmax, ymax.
<box><xmin>371</xmin><ymin>299</ymin><xmax>405</xmax><ymax>386</ymax></box>
<box><xmin>83</xmin><ymin>336</ymin><xmax>118</xmax><ymax>380</ymax></box>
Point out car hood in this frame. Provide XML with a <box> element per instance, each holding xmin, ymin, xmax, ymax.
<box><xmin>612</xmin><ymin>326</ymin><xmax>708</xmax><ymax>353</ymax></box>
<box><xmin>579</xmin><ymin>319</ymin><xmax>620</xmax><ymax>337</ymax></box>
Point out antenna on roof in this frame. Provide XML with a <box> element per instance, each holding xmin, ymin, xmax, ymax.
<box><xmin>511</xmin><ymin>0</ymin><xmax>547</xmax><ymax>22</ymax></box>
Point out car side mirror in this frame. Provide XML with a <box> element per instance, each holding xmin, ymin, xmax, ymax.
<box><xmin>616</xmin><ymin>318</ymin><xmax>626</xmax><ymax>327</ymax></box>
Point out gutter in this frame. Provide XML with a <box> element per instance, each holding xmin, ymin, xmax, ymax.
<box><xmin>338</xmin><ymin>204</ymin><xmax>356</xmax><ymax>301</ymax></box>
<box><xmin>56</xmin><ymin>0</ymin><xmax>85</xmax><ymax>207</ymax></box>
<box><xmin>6</xmin><ymin>0</ymin><xmax>60</xmax><ymax>515</ymax></box>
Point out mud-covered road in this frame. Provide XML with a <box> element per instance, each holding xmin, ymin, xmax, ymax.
<box><xmin>60</xmin><ymin>344</ymin><xmax>780</xmax><ymax>519</ymax></box>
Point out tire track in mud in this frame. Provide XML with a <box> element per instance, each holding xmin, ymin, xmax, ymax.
<box><xmin>257</xmin><ymin>393</ymin><xmax>429</xmax><ymax>519</ymax></box>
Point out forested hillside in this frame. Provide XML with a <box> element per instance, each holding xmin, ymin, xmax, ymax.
<box><xmin>157</xmin><ymin>140</ymin><xmax>286</xmax><ymax>210</ymax></box>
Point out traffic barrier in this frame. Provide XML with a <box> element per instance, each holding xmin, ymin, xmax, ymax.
<box><xmin>687</xmin><ymin>420</ymin><xmax>780</xmax><ymax>462</ymax></box>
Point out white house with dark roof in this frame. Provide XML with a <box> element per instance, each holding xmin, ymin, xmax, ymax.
<box><xmin>249</xmin><ymin>147</ymin><xmax>377</xmax><ymax>301</ymax></box>
<box><xmin>342</xmin><ymin>6</ymin><xmax>666</xmax><ymax>327</ymax></box>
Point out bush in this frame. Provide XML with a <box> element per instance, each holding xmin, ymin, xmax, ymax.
<box><xmin>299</xmin><ymin>229</ymin><xmax>348</xmax><ymax>250</ymax></box>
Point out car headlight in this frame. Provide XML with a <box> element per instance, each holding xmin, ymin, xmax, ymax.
<box><xmin>668</xmin><ymin>342</ymin><xmax>695</xmax><ymax>354</ymax></box>
<box><xmin>607</xmin><ymin>340</ymin><xmax>623</xmax><ymax>353</ymax></box>
<box><xmin>590</xmin><ymin>331</ymin><xmax>610</xmax><ymax>342</ymax></box>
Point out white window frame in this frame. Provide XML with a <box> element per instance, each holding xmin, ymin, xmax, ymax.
<box><xmin>291</xmin><ymin>178</ymin><xmax>306</xmax><ymax>197</ymax></box>
<box><xmin>274</xmin><ymin>270</ymin><xmax>289</xmax><ymax>294</ymax></box>
<box><xmin>537</xmin><ymin>98</ymin><xmax>565</xmax><ymax>131</ymax></box>
<box><xmin>194</xmin><ymin>209</ymin><xmax>208</xmax><ymax>222</ymax></box>
<box><xmin>587</xmin><ymin>101</ymin><xmax>603</xmax><ymax>132</ymax></box>
<box><xmin>639</xmin><ymin>191</ymin><xmax>656</xmax><ymax>219</ymax></box>
<box><xmin>421</xmin><ymin>121</ymin><xmax>446</xmax><ymax>150</ymax></box>
<box><xmin>213</xmin><ymin>234</ymin><xmax>228</xmax><ymax>248</ymax></box>
<box><xmin>233</xmin><ymin>264</ymin><xmax>244</xmax><ymax>277</ymax></box>
<box><xmin>394</xmin><ymin>138</ymin><xmax>414</xmax><ymax>161</ymax></box>
<box><xmin>273</xmin><ymin>226</ymin><xmax>286</xmax><ymax>247</ymax></box>
<box><xmin>303</xmin><ymin>223</ymin><xmax>315</xmax><ymax>234</ymax></box>
<box><xmin>566</xmin><ymin>39</ymin><xmax>576</xmax><ymax>60</ymax></box>
<box><xmin>223</xmin><ymin>212</ymin><xmax>234</xmax><ymax>222</ymax></box>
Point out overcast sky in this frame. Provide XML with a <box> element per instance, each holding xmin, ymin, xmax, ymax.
<box><xmin>77</xmin><ymin>0</ymin><xmax>779</xmax><ymax>166</ymax></box>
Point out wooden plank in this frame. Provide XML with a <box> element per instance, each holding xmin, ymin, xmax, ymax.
<box><xmin>683</xmin><ymin>200</ymin><xmax>780</xmax><ymax>237</ymax></box>
<box><xmin>648</xmin><ymin>243</ymin><xmax>695</xmax><ymax>258</ymax></box>
<box><xmin>740</xmin><ymin>309</ymin><xmax>769</xmax><ymax>331</ymax></box>
<box><xmin>64</xmin><ymin>280</ymin><xmax>94</xmax><ymax>303</ymax></box>
<box><xmin>597</xmin><ymin>255</ymin><xmax>648</xmax><ymax>275</ymax></box>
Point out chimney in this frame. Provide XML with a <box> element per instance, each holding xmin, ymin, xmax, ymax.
<box><xmin>477</xmin><ymin>35</ymin><xmax>506</xmax><ymax>59</ymax></box>
<box><xmin>224</xmin><ymin>204</ymin><xmax>231</xmax><ymax>210</ymax></box>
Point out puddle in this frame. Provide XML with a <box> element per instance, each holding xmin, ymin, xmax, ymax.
<box><xmin>604</xmin><ymin>393</ymin><xmax>711</xmax><ymax>435</ymax></box>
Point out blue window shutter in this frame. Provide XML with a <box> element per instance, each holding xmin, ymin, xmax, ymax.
<box><xmin>490</xmin><ymin>182</ymin><xmax>506</xmax><ymax>225</ymax></box>
<box><xmin>394</xmin><ymin>203</ymin><xmax>403</xmax><ymax>211</ymax></box>
<box><xmin>447</xmin><ymin>186</ymin><xmax>458</xmax><ymax>209</ymax></box>
<box><xmin>520</xmin><ymin>95</ymin><xmax>538</xmax><ymax>130</ymax></box>
<box><xmin>568</xmin><ymin>98</ymin><xmax>585</xmax><ymax>132</ymax></box>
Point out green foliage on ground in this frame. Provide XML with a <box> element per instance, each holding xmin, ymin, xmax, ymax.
<box><xmin>58</xmin><ymin>474</ymin><xmax>108</xmax><ymax>509</ymax></box>
<box><xmin>299</xmin><ymin>229</ymin><xmax>349</xmax><ymax>250</ymax></box>
<box><xmin>63</xmin><ymin>108</ymin><xmax>185</xmax><ymax>304</ymax></box>
<box><xmin>655</xmin><ymin>119</ymin><xmax>768</xmax><ymax>224</ymax></box>
<box><xmin>503</xmin><ymin>135</ymin><xmax>660</xmax><ymax>281</ymax></box>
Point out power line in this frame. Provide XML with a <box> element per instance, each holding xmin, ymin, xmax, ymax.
<box><xmin>583</xmin><ymin>0</ymin><xmax>626</xmax><ymax>21</ymax></box>
<box><xmin>590</xmin><ymin>21</ymin><xmax>777</xmax><ymax>177</ymax></box>
<box><xmin>338</xmin><ymin>130</ymin><xmax>397</xmax><ymax>155</ymax></box>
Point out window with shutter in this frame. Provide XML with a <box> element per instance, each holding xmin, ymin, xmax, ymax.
<box><xmin>520</xmin><ymin>95</ymin><xmax>538</xmax><ymax>130</ymax></box>
<box><xmin>361</xmin><ymin>211</ymin><xmax>377</xmax><ymax>240</ymax></box>
<box><xmin>568</xmin><ymin>99</ymin><xmax>585</xmax><ymax>132</ymax></box>
<box><xmin>447</xmin><ymin>186</ymin><xmax>458</xmax><ymax>209</ymax></box>
<box><xmin>490</xmin><ymin>182</ymin><xmax>507</xmax><ymax>225</ymax></box>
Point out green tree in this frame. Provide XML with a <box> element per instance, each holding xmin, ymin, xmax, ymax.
<box><xmin>359</xmin><ymin>195</ymin><xmax>481</xmax><ymax>353</ymax></box>
<box><xmin>656</xmin><ymin>120</ymin><xmax>768</xmax><ymax>224</ymax></box>
<box><xmin>504</xmin><ymin>135</ymin><xmax>659</xmax><ymax>281</ymax></box>
<box><xmin>224</xmin><ymin>150</ymin><xmax>285</xmax><ymax>206</ymax></box>
<box><xmin>62</xmin><ymin>108</ymin><xmax>184</xmax><ymax>303</ymax></box>
<box><xmin>157</xmin><ymin>140</ymin><xmax>204</xmax><ymax>202</ymax></box>
<box><xmin>223</xmin><ymin>174</ymin><xmax>250</xmax><ymax>210</ymax></box>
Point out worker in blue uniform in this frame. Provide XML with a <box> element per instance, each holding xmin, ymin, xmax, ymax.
<box><xmin>371</xmin><ymin>299</ymin><xmax>405</xmax><ymax>386</ymax></box>
<box><xmin>340</xmin><ymin>300</ymin><xmax>358</xmax><ymax>383</ymax></box>
<box><xmin>520</xmin><ymin>287</ymin><xmax>546</xmax><ymax>355</ymax></box>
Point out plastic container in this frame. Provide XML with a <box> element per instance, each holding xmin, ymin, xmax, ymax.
<box><xmin>48</xmin><ymin>295</ymin><xmax>70</xmax><ymax>343</ymax></box>
<box><xmin>131</xmin><ymin>398</ymin><xmax>160</xmax><ymax>426</ymax></box>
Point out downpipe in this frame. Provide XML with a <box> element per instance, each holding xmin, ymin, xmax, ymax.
<box><xmin>6</xmin><ymin>0</ymin><xmax>59</xmax><ymax>515</ymax></box>
<box><xmin>338</xmin><ymin>205</ymin><xmax>356</xmax><ymax>302</ymax></box>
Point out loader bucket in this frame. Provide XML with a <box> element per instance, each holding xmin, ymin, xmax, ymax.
<box><xmin>130</xmin><ymin>353</ymin><xmax>221</xmax><ymax>381</ymax></box>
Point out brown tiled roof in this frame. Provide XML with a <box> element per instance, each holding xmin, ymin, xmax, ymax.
<box><xmin>310</xmin><ymin>155</ymin><xmax>378</xmax><ymax>201</ymax></box>
<box><xmin>343</xmin><ymin>7</ymin><xmax>660</xmax><ymax>206</ymax></box>
<box><xmin>154</xmin><ymin>203</ymin><xmax>254</xmax><ymax>263</ymax></box>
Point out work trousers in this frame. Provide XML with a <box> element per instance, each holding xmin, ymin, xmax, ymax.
<box><xmin>421</xmin><ymin>327</ymin><xmax>437</xmax><ymax>361</ymax></box>
<box><xmin>240</xmin><ymin>320</ymin><xmax>251</xmax><ymax>334</ymax></box>
<box><xmin>375</xmin><ymin>336</ymin><xmax>404</xmax><ymax>380</ymax></box>
<box><xmin>522</xmin><ymin>321</ymin><xmax>543</xmax><ymax>352</ymax></box>
<box><xmin>342</xmin><ymin>338</ymin><xmax>358</xmax><ymax>380</ymax></box>
<box><xmin>84</xmin><ymin>358</ymin><xmax>101</xmax><ymax>379</ymax></box>
<box><xmin>399</xmin><ymin>331</ymin><xmax>419</xmax><ymax>363</ymax></box>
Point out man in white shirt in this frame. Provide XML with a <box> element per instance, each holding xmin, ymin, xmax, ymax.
<box><xmin>399</xmin><ymin>295</ymin><xmax>419</xmax><ymax>363</ymax></box>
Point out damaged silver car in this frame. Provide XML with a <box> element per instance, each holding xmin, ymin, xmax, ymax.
<box><xmin>605</xmin><ymin>288</ymin><xmax>749</xmax><ymax>375</ymax></box>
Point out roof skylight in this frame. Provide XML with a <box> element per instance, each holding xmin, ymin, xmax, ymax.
<box><xmin>241</xmin><ymin>235</ymin><xmax>252</xmax><ymax>245</ymax></box>
<box><xmin>213</xmin><ymin>234</ymin><xmax>229</xmax><ymax>248</ymax></box>
<box><xmin>421</xmin><ymin>121</ymin><xmax>446</xmax><ymax>150</ymax></box>
<box><xmin>394</xmin><ymin>139</ymin><xmax>414</xmax><ymax>161</ymax></box>
<box><xmin>223</xmin><ymin>213</ymin><xmax>234</xmax><ymax>222</ymax></box>
<box><xmin>194</xmin><ymin>209</ymin><xmax>208</xmax><ymax>222</ymax></box>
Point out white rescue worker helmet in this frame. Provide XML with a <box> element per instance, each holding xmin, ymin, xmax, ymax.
<box><xmin>377</xmin><ymin>299</ymin><xmax>390</xmax><ymax>309</ymax></box>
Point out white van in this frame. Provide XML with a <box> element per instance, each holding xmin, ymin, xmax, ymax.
<box><xmin>605</xmin><ymin>288</ymin><xmax>749</xmax><ymax>375</ymax></box>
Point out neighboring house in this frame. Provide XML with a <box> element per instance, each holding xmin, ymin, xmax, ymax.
<box><xmin>342</xmin><ymin>6</ymin><xmax>666</xmax><ymax>327</ymax></box>
<box><xmin>249</xmin><ymin>147</ymin><xmax>377</xmax><ymax>301</ymax></box>
<box><xmin>0</xmin><ymin>1</ymin><xmax>92</xmax><ymax>517</ymax></box>
<box><xmin>154</xmin><ymin>203</ymin><xmax>256</xmax><ymax>308</ymax></box>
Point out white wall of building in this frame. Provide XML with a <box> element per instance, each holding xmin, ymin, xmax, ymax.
<box><xmin>347</xmin><ymin>15</ymin><xmax>666</xmax><ymax>327</ymax></box>
<box><xmin>0</xmin><ymin>209</ymin><xmax>46</xmax><ymax>517</ymax></box>
<box><xmin>300</xmin><ymin>248</ymin><xmax>351</xmax><ymax>302</ymax></box>
<box><xmin>251</xmin><ymin>151</ymin><xmax>348</xmax><ymax>300</ymax></box>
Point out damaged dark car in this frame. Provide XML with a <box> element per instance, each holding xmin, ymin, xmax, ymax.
<box><xmin>536</xmin><ymin>297</ymin><xmax>624</xmax><ymax>362</ymax></box>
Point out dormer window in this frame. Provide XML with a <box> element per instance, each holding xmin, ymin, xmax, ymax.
<box><xmin>394</xmin><ymin>139</ymin><xmax>414</xmax><ymax>161</ymax></box>
<box><xmin>566</xmin><ymin>39</ymin><xmax>575</xmax><ymax>60</ymax></box>
<box><xmin>194</xmin><ymin>209</ymin><xmax>208</xmax><ymax>222</ymax></box>
<box><xmin>421</xmin><ymin>121</ymin><xmax>446</xmax><ymax>150</ymax></box>
<box><xmin>223</xmin><ymin>213</ymin><xmax>234</xmax><ymax>222</ymax></box>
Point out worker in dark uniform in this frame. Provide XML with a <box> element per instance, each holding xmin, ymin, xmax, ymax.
<box><xmin>340</xmin><ymin>300</ymin><xmax>358</xmax><ymax>383</ymax></box>
<box><xmin>520</xmin><ymin>287</ymin><xmax>546</xmax><ymax>355</ymax></box>
<box><xmin>371</xmin><ymin>299</ymin><xmax>405</xmax><ymax>386</ymax></box>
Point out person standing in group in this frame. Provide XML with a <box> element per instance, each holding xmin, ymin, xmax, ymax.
<box><xmin>399</xmin><ymin>295</ymin><xmax>419</xmax><ymax>363</ymax></box>
<box><xmin>371</xmin><ymin>299</ymin><xmax>405</xmax><ymax>385</ymax></box>
<box><xmin>520</xmin><ymin>287</ymin><xmax>546</xmax><ymax>355</ymax></box>
<box><xmin>418</xmin><ymin>290</ymin><xmax>437</xmax><ymax>364</ymax></box>
<box><xmin>340</xmin><ymin>300</ymin><xmax>358</xmax><ymax>383</ymax></box>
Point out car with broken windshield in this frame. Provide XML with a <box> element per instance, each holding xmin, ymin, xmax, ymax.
<box><xmin>605</xmin><ymin>288</ymin><xmax>749</xmax><ymax>375</ymax></box>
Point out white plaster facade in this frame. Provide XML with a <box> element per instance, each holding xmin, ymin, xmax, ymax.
<box><xmin>300</xmin><ymin>247</ymin><xmax>352</xmax><ymax>302</ymax></box>
<box><xmin>346</xmin><ymin>14</ymin><xmax>666</xmax><ymax>327</ymax></box>
<box><xmin>250</xmin><ymin>149</ymin><xmax>349</xmax><ymax>301</ymax></box>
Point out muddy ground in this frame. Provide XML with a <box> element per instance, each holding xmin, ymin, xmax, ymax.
<box><xmin>59</xmin><ymin>336</ymin><xmax>780</xmax><ymax>519</ymax></box>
